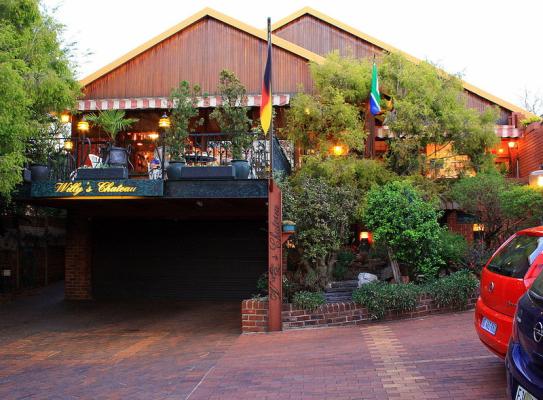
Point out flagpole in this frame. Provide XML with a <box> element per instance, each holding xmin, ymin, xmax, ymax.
<box><xmin>267</xmin><ymin>17</ymin><xmax>274</xmax><ymax>179</ymax></box>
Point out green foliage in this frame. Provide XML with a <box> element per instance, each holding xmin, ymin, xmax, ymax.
<box><xmin>332</xmin><ymin>250</ymin><xmax>355</xmax><ymax>281</ymax></box>
<box><xmin>352</xmin><ymin>271</ymin><xmax>478</xmax><ymax>319</ymax></box>
<box><xmin>363</xmin><ymin>180</ymin><xmax>446</xmax><ymax>279</ymax></box>
<box><xmin>436</xmin><ymin>230</ymin><xmax>468</xmax><ymax>269</ymax></box>
<box><xmin>520</xmin><ymin>116</ymin><xmax>542</xmax><ymax>127</ymax></box>
<box><xmin>86</xmin><ymin>110</ymin><xmax>138</xmax><ymax>143</ymax></box>
<box><xmin>450</xmin><ymin>173</ymin><xmax>543</xmax><ymax>248</ymax></box>
<box><xmin>310</xmin><ymin>51</ymin><xmax>372</xmax><ymax>105</ymax></box>
<box><xmin>284</xmin><ymin>176</ymin><xmax>357</xmax><ymax>287</ymax></box>
<box><xmin>0</xmin><ymin>0</ymin><xmax>80</xmax><ymax>197</ymax></box>
<box><xmin>210</xmin><ymin>70</ymin><xmax>254</xmax><ymax>159</ymax></box>
<box><xmin>379</xmin><ymin>53</ymin><xmax>498</xmax><ymax>175</ymax></box>
<box><xmin>167</xmin><ymin>81</ymin><xmax>202</xmax><ymax>160</ymax></box>
<box><xmin>293</xmin><ymin>156</ymin><xmax>395</xmax><ymax>219</ymax></box>
<box><xmin>255</xmin><ymin>273</ymin><xmax>299</xmax><ymax>302</ymax></box>
<box><xmin>292</xmin><ymin>290</ymin><xmax>326</xmax><ymax>311</ymax></box>
<box><xmin>424</xmin><ymin>270</ymin><xmax>478</xmax><ymax>308</ymax></box>
<box><xmin>352</xmin><ymin>282</ymin><xmax>420</xmax><ymax>319</ymax></box>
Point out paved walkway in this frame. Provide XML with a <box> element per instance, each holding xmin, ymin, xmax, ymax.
<box><xmin>0</xmin><ymin>283</ymin><xmax>506</xmax><ymax>399</ymax></box>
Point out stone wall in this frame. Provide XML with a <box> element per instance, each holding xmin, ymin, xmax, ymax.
<box><xmin>242</xmin><ymin>294</ymin><xmax>478</xmax><ymax>334</ymax></box>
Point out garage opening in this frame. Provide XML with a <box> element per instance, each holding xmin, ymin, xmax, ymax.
<box><xmin>92</xmin><ymin>219</ymin><xmax>267</xmax><ymax>299</ymax></box>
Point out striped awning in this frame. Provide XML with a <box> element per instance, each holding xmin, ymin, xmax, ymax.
<box><xmin>77</xmin><ymin>94</ymin><xmax>290</xmax><ymax>111</ymax></box>
<box><xmin>376</xmin><ymin>124</ymin><xmax>522</xmax><ymax>139</ymax></box>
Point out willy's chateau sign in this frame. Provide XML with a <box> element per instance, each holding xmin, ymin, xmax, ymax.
<box><xmin>31</xmin><ymin>180</ymin><xmax>163</xmax><ymax>198</ymax></box>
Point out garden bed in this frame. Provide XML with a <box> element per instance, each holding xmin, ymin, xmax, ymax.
<box><xmin>241</xmin><ymin>290</ymin><xmax>478</xmax><ymax>333</ymax></box>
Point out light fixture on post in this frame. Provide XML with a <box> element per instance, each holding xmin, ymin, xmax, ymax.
<box><xmin>77</xmin><ymin>116</ymin><xmax>89</xmax><ymax>133</ymax></box>
<box><xmin>508</xmin><ymin>140</ymin><xmax>517</xmax><ymax>149</ymax></box>
<box><xmin>529</xmin><ymin>165</ymin><xmax>543</xmax><ymax>188</ymax></box>
<box><xmin>158</xmin><ymin>113</ymin><xmax>170</xmax><ymax>178</ymax></box>
<box><xmin>472</xmin><ymin>223</ymin><xmax>485</xmax><ymax>232</ymax></box>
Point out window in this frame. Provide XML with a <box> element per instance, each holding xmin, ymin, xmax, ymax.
<box><xmin>487</xmin><ymin>235</ymin><xmax>543</xmax><ymax>278</ymax></box>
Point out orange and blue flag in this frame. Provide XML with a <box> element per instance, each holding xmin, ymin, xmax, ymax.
<box><xmin>260</xmin><ymin>39</ymin><xmax>272</xmax><ymax>135</ymax></box>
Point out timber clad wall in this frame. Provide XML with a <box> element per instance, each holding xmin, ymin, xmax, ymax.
<box><xmin>84</xmin><ymin>17</ymin><xmax>314</xmax><ymax>99</ymax></box>
<box><xmin>519</xmin><ymin>123</ymin><xmax>543</xmax><ymax>178</ymax></box>
<box><xmin>273</xmin><ymin>14</ymin><xmax>511</xmax><ymax>123</ymax></box>
<box><xmin>65</xmin><ymin>214</ymin><xmax>92</xmax><ymax>300</ymax></box>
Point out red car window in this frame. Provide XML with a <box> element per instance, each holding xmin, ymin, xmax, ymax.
<box><xmin>488</xmin><ymin>235</ymin><xmax>543</xmax><ymax>278</ymax></box>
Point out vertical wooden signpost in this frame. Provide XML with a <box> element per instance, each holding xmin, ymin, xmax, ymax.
<box><xmin>268</xmin><ymin>180</ymin><xmax>283</xmax><ymax>332</ymax></box>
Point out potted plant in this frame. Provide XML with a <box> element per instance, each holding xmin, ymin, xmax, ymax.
<box><xmin>165</xmin><ymin>81</ymin><xmax>202</xmax><ymax>180</ymax></box>
<box><xmin>27</xmin><ymin>124</ymin><xmax>57</xmax><ymax>182</ymax></box>
<box><xmin>210</xmin><ymin>70</ymin><xmax>254</xmax><ymax>179</ymax></box>
<box><xmin>86</xmin><ymin>110</ymin><xmax>138</xmax><ymax>168</ymax></box>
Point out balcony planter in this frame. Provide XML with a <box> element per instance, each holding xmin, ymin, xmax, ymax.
<box><xmin>231</xmin><ymin>159</ymin><xmax>250</xmax><ymax>179</ymax></box>
<box><xmin>76</xmin><ymin>166</ymin><xmax>128</xmax><ymax>180</ymax></box>
<box><xmin>166</xmin><ymin>160</ymin><xmax>186</xmax><ymax>180</ymax></box>
<box><xmin>30</xmin><ymin>164</ymin><xmax>50</xmax><ymax>182</ymax></box>
<box><xmin>282</xmin><ymin>220</ymin><xmax>296</xmax><ymax>233</ymax></box>
<box><xmin>104</xmin><ymin>146</ymin><xmax>130</xmax><ymax>167</ymax></box>
<box><xmin>178</xmin><ymin>166</ymin><xmax>235</xmax><ymax>180</ymax></box>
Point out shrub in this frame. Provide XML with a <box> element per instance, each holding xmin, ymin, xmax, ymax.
<box><xmin>437</xmin><ymin>230</ymin><xmax>468</xmax><ymax>269</ymax></box>
<box><xmin>363</xmin><ymin>180</ymin><xmax>446</xmax><ymax>280</ymax></box>
<box><xmin>292</xmin><ymin>291</ymin><xmax>326</xmax><ymax>311</ymax></box>
<box><xmin>425</xmin><ymin>270</ymin><xmax>479</xmax><ymax>309</ymax></box>
<box><xmin>255</xmin><ymin>273</ymin><xmax>299</xmax><ymax>302</ymax></box>
<box><xmin>352</xmin><ymin>282</ymin><xmax>420</xmax><ymax>319</ymax></box>
<box><xmin>333</xmin><ymin>250</ymin><xmax>355</xmax><ymax>281</ymax></box>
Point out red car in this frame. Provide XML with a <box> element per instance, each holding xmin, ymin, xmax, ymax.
<box><xmin>475</xmin><ymin>227</ymin><xmax>543</xmax><ymax>358</ymax></box>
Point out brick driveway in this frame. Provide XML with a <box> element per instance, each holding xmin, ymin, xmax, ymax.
<box><xmin>0</xmin><ymin>283</ymin><xmax>506</xmax><ymax>399</ymax></box>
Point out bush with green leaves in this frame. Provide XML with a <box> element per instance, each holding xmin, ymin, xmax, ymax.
<box><xmin>424</xmin><ymin>270</ymin><xmax>478</xmax><ymax>308</ymax></box>
<box><xmin>352</xmin><ymin>271</ymin><xmax>479</xmax><ymax>319</ymax></box>
<box><xmin>363</xmin><ymin>180</ymin><xmax>446</xmax><ymax>280</ymax></box>
<box><xmin>352</xmin><ymin>282</ymin><xmax>420</xmax><ymax>319</ymax></box>
<box><xmin>292</xmin><ymin>291</ymin><xmax>326</xmax><ymax>311</ymax></box>
<box><xmin>437</xmin><ymin>230</ymin><xmax>468</xmax><ymax>270</ymax></box>
<box><xmin>450</xmin><ymin>172</ymin><xmax>543</xmax><ymax>248</ymax></box>
<box><xmin>332</xmin><ymin>250</ymin><xmax>355</xmax><ymax>281</ymax></box>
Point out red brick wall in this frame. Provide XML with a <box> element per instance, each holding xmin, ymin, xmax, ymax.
<box><xmin>241</xmin><ymin>300</ymin><xmax>269</xmax><ymax>333</ymax></box>
<box><xmin>446</xmin><ymin>211</ymin><xmax>474</xmax><ymax>242</ymax></box>
<box><xmin>242</xmin><ymin>293</ymin><xmax>478</xmax><ymax>333</ymax></box>
<box><xmin>519</xmin><ymin>123</ymin><xmax>543</xmax><ymax>178</ymax></box>
<box><xmin>65</xmin><ymin>214</ymin><xmax>92</xmax><ymax>300</ymax></box>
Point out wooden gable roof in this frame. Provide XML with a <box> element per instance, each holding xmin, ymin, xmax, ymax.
<box><xmin>81</xmin><ymin>8</ymin><xmax>325</xmax><ymax>99</ymax></box>
<box><xmin>272</xmin><ymin>7</ymin><xmax>534</xmax><ymax>119</ymax></box>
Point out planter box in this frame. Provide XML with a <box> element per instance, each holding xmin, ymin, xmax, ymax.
<box><xmin>178</xmin><ymin>166</ymin><xmax>235</xmax><ymax>180</ymax></box>
<box><xmin>75</xmin><ymin>167</ymin><xmax>128</xmax><ymax>180</ymax></box>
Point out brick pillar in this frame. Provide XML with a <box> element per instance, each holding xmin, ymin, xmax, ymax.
<box><xmin>65</xmin><ymin>212</ymin><xmax>92</xmax><ymax>300</ymax></box>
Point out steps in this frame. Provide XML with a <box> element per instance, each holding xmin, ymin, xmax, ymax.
<box><xmin>324</xmin><ymin>280</ymin><xmax>358</xmax><ymax>303</ymax></box>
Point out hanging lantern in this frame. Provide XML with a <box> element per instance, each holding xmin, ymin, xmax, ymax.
<box><xmin>158</xmin><ymin>113</ymin><xmax>171</xmax><ymax>128</ymax></box>
<box><xmin>60</xmin><ymin>113</ymin><xmax>70</xmax><ymax>124</ymax></box>
<box><xmin>77</xmin><ymin>116</ymin><xmax>89</xmax><ymax>132</ymax></box>
<box><xmin>331</xmin><ymin>144</ymin><xmax>347</xmax><ymax>156</ymax></box>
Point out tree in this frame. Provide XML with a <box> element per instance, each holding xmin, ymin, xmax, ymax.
<box><xmin>0</xmin><ymin>0</ymin><xmax>80</xmax><ymax>197</ymax></box>
<box><xmin>363</xmin><ymin>180</ymin><xmax>446</xmax><ymax>281</ymax></box>
<box><xmin>450</xmin><ymin>172</ymin><xmax>543</xmax><ymax>248</ymax></box>
<box><xmin>280</xmin><ymin>176</ymin><xmax>357</xmax><ymax>288</ymax></box>
<box><xmin>210</xmin><ymin>70</ymin><xmax>254</xmax><ymax>159</ymax></box>
<box><xmin>166</xmin><ymin>80</ymin><xmax>202</xmax><ymax>160</ymax></box>
<box><xmin>379</xmin><ymin>53</ymin><xmax>498</xmax><ymax>175</ymax></box>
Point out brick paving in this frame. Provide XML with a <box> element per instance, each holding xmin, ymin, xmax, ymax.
<box><xmin>0</xmin><ymin>283</ymin><xmax>506</xmax><ymax>399</ymax></box>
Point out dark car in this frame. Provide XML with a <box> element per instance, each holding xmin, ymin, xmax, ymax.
<box><xmin>506</xmin><ymin>270</ymin><xmax>543</xmax><ymax>400</ymax></box>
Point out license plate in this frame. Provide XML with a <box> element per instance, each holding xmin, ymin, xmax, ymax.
<box><xmin>516</xmin><ymin>385</ymin><xmax>538</xmax><ymax>400</ymax></box>
<box><xmin>481</xmin><ymin>317</ymin><xmax>497</xmax><ymax>335</ymax></box>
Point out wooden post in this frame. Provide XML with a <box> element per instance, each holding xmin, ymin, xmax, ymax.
<box><xmin>387</xmin><ymin>248</ymin><xmax>402</xmax><ymax>284</ymax></box>
<box><xmin>268</xmin><ymin>180</ymin><xmax>282</xmax><ymax>331</ymax></box>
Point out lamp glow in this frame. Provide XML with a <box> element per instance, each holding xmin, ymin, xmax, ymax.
<box><xmin>331</xmin><ymin>144</ymin><xmax>347</xmax><ymax>156</ymax></box>
<box><xmin>63</xmin><ymin>140</ymin><xmax>73</xmax><ymax>151</ymax></box>
<box><xmin>148</xmin><ymin>132</ymin><xmax>160</xmax><ymax>140</ymax></box>
<box><xmin>473</xmin><ymin>224</ymin><xmax>485</xmax><ymax>232</ymax></box>
<box><xmin>359</xmin><ymin>231</ymin><xmax>370</xmax><ymax>240</ymax></box>
<box><xmin>60</xmin><ymin>113</ymin><xmax>70</xmax><ymax>124</ymax></box>
<box><xmin>77</xmin><ymin>116</ymin><xmax>89</xmax><ymax>132</ymax></box>
<box><xmin>158</xmin><ymin>113</ymin><xmax>171</xmax><ymax>128</ymax></box>
<box><xmin>508</xmin><ymin>141</ymin><xmax>517</xmax><ymax>149</ymax></box>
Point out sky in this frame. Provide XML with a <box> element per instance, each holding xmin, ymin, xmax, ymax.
<box><xmin>43</xmin><ymin>0</ymin><xmax>543</xmax><ymax>112</ymax></box>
